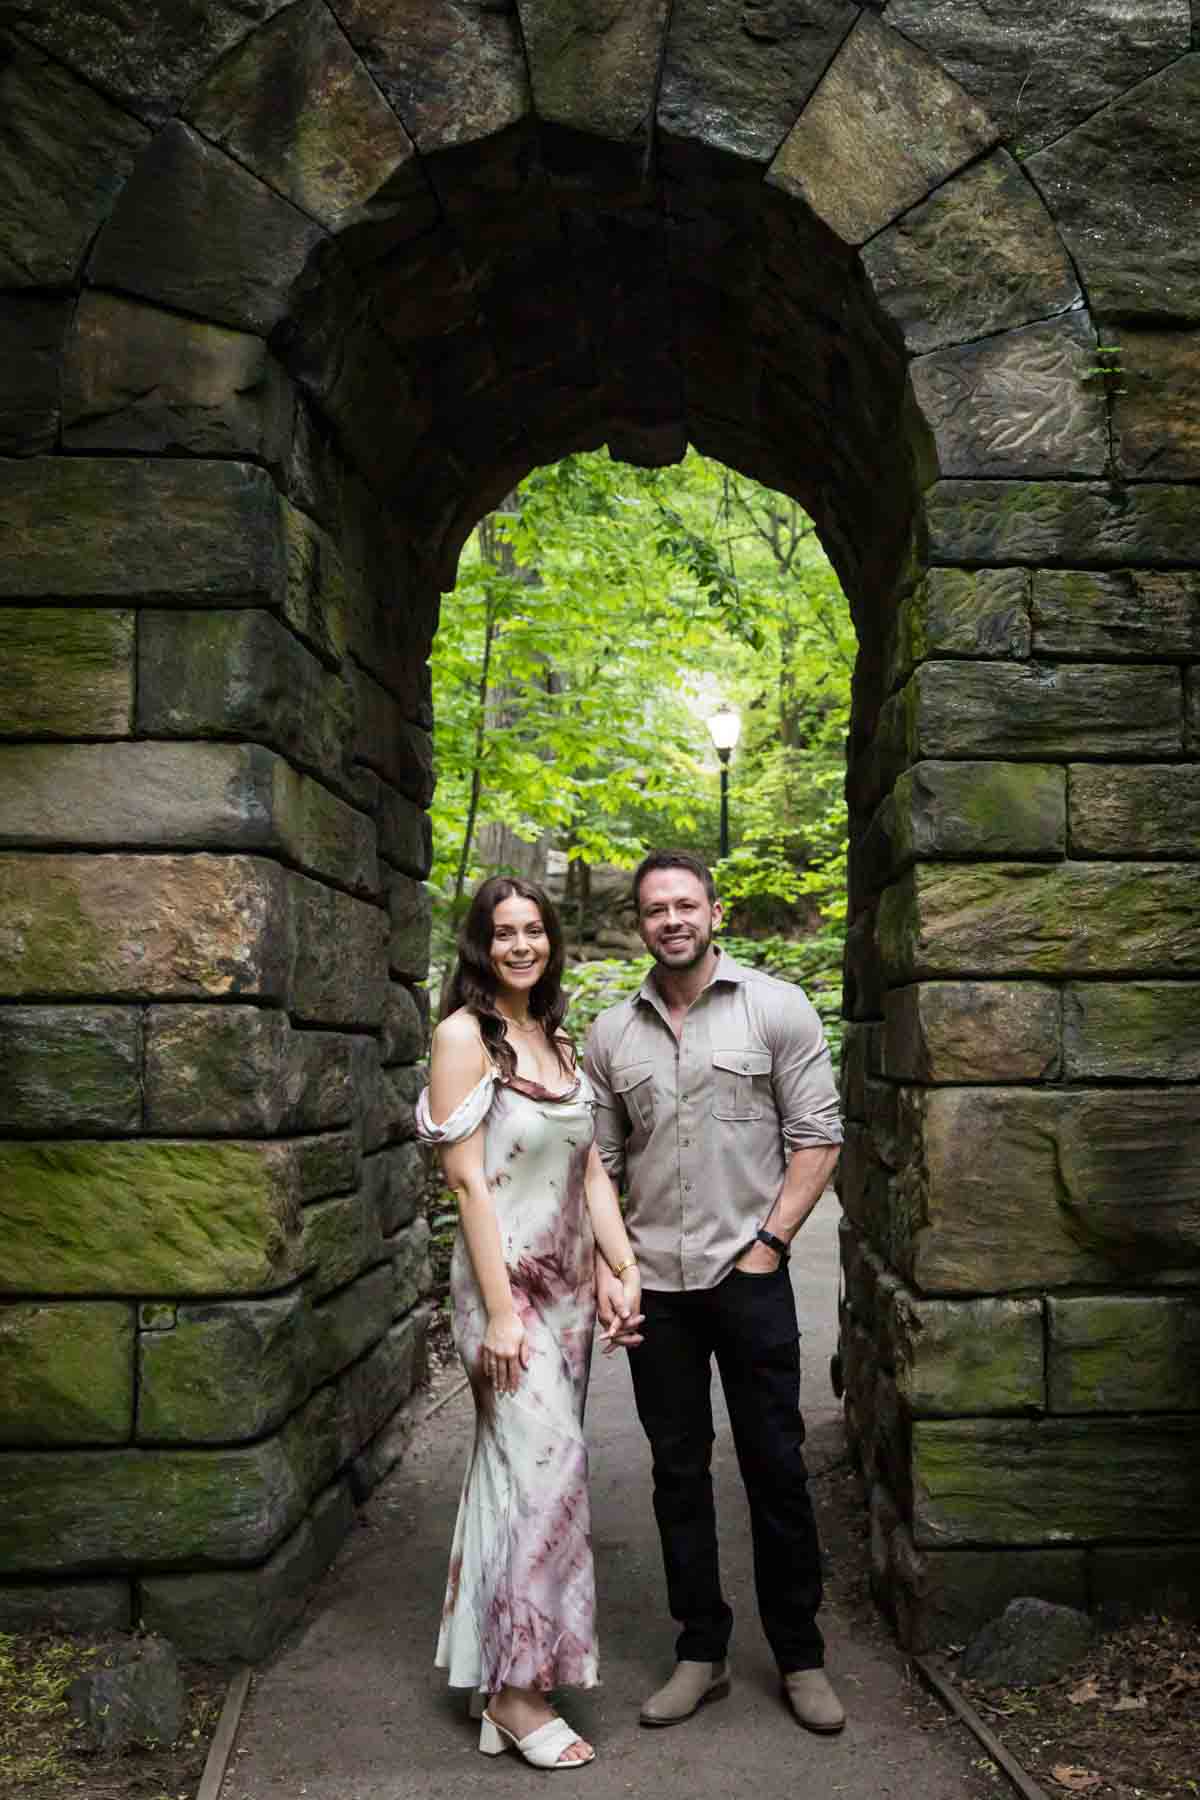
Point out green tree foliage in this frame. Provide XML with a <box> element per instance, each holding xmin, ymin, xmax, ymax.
<box><xmin>430</xmin><ymin>449</ymin><xmax>853</xmax><ymax>944</ymax></box>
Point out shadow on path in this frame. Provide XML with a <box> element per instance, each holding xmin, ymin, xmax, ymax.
<box><xmin>223</xmin><ymin>1198</ymin><xmax>993</xmax><ymax>1799</ymax></box>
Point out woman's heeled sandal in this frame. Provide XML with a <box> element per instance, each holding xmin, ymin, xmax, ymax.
<box><xmin>479</xmin><ymin>1711</ymin><xmax>594</xmax><ymax>1768</ymax></box>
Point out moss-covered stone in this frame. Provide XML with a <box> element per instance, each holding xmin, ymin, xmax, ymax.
<box><xmin>62</xmin><ymin>290</ymin><xmax>295</xmax><ymax>459</ymax></box>
<box><xmin>301</xmin><ymin>1190</ymin><xmax>384</xmax><ymax>1301</ymax></box>
<box><xmin>144</xmin><ymin>1005</ymin><xmax>355</xmax><ymax>1135</ymax></box>
<box><xmin>0</xmin><ymin>1580</ymin><xmax>133</xmax><ymax>1633</ymax></box>
<box><xmin>892</xmin><ymin>1085</ymin><xmax>1200</xmax><ymax>1293</ymax></box>
<box><xmin>0</xmin><ymin>1302</ymin><xmax>134</xmax><ymax>1444</ymax></box>
<box><xmin>376</xmin><ymin>785</ymin><xmax>433</xmax><ymax>878</ymax></box>
<box><xmin>0</xmin><ymin>1388</ymin><xmax>337</xmax><ymax>1574</ymax></box>
<box><xmin>365</xmin><ymin>1143</ymin><xmax>427</xmax><ymax>1238</ymax></box>
<box><xmin>1069</xmin><ymin>764</ymin><xmax>1200</xmax><ymax>858</ymax></box>
<box><xmin>290</xmin><ymin>874</ymin><xmax>388</xmax><ymax>1026</ymax></box>
<box><xmin>351</xmin><ymin>664</ymin><xmax>435</xmax><ymax>807</ymax></box>
<box><xmin>887</xmin><ymin>567</ymin><xmax>1030</xmax><ymax>689</ymax></box>
<box><xmin>140</xmin><ymin>1516</ymin><xmax>320</xmax><ymax>1663</ymax></box>
<box><xmin>1033</xmin><ymin>568</ymin><xmax>1200</xmax><ymax>660</ymax></box>
<box><xmin>334</xmin><ymin>1312</ymin><xmax>428</xmax><ymax>1471</ymax></box>
<box><xmin>0</xmin><ymin>458</ymin><xmax>284</xmax><ymax>600</ymax></box>
<box><xmin>927</xmin><ymin>481</ymin><xmax>1200</xmax><ymax>569</ymax></box>
<box><xmin>878</xmin><ymin>862</ymin><xmax>1200</xmax><ymax>983</ymax></box>
<box><xmin>1063</xmin><ymin>981</ymin><xmax>1200</xmax><ymax>1080</ymax></box>
<box><xmin>0</xmin><ymin>609</ymin><xmax>133</xmax><ymax>738</ymax></box>
<box><xmin>281</xmin><ymin>501</ymin><xmax>348</xmax><ymax>669</ymax></box>
<box><xmin>887</xmin><ymin>1532</ymin><xmax>1088</xmax><ymax>1654</ymax></box>
<box><xmin>90</xmin><ymin>122</ymin><xmax>325</xmax><ymax>335</ymax></box>
<box><xmin>884</xmin><ymin>981</ymin><xmax>1060</xmax><ymax>1083</ymax></box>
<box><xmin>910</xmin><ymin>660</ymin><xmax>1181</xmax><ymax>759</ymax></box>
<box><xmin>0</xmin><ymin>1139</ymin><xmax>307</xmax><ymax>1296</ymax></box>
<box><xmin>271</xmin><ymin>756</ymin><xmax>379</xmax><ymax>896</ymax></box>
<box><xmin>1113</xmin><ymin>326</ymin><xmax>1200</xmax><ymax>477</ymax></box>
<box><xmin>0</xmin><ymin>853</ymin><xmax>290</xmax><ymax>1001</ymax></box>
<box><xmin>389</xmin><ymin>1218</ymin><xmax>432</xmax><ymax>1318</ymax></box>
<box><xmin>768</xmin><ymin>13</ymin><xmax>994</xmax><ymax>245</ymax></box>
<box><xmin>913</xmin><ymin>1416</ymin><xmax>1200</xmax><ymax>1548</ymax></box>
<box><xmin>889</xmin><ymin>1291</ymin><xmax>1044</xmax><ymax>1417</ymax></box>
<box><xmin>137</xmin><ymin>1292</ymin><xmax>310</xmax><ymax>1443</ymax></box>
<box><xmin>380</xmin><ymin>982</ymin><xmax>427</xmax><ymax>1066</ymax></box>
<box><xmin>0</xmin><ymin>1006</ymin><xmax>139</xmax><ymax>1132</ymax></box>
<box><xmin>0</xmin><ymin>295</ymin><xmax>72</xmax><ymax>453</ymax></box>
<box><xmin>891</xmin><ymin>762</ymin><xmax>1065</xmax><ymax>867</ymax></box>
<box><xmin>1048</xmin><ymin>1295</ymin><xmax>1200</xmax><ymax>1413</ymax></box>
<box><xmin>310</xmin><ymin>1264</ymin><xmax>393</xmax><ymax>1386</ymax></box>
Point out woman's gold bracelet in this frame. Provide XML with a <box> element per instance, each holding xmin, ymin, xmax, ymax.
<box><xmin>612</xmin><ymin>1257</ymin><xmax>636</xmax><ymax>1277</ymax></box>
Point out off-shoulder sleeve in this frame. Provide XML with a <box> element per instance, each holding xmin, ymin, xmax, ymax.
<box><xmin>414</xmin><ymin>1070</ymin><xmax>496</xmax><ymax>1145</ymax></box>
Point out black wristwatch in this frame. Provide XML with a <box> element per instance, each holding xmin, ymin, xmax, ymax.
<box><xmin>755</xmin><ymin>1227</ymin><xmax>790</xmax><ymax>1261</ymax></box>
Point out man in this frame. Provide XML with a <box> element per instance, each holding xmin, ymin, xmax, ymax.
<box><xmin>584</xmin><ymin>849</ymin><xmax>844</xmax><ymax>1733</ymax></box>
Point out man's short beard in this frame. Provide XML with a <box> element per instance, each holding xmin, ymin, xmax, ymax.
<box><xmin>650</xmin><ymin>929</ymin><xmax>713</xmax><ymax>972</ymax></box>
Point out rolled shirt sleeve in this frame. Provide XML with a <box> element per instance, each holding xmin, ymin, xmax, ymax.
<box><xmin>764</xmin><ymin>984</ymin><xmax>844</xmax><ymax>1154</ymax></box>
<box><xmin>583</xmin><ymin>1019</ymin><xmax>628</xmax><ymax>1188</ymax></box>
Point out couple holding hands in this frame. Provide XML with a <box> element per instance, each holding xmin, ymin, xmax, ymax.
<box><xmin>416</xmin><ymin>850</ymin><xmax>845</xmax><ymax>1769</ymax></box>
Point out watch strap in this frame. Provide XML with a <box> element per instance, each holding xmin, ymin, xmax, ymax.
<box><xmin>756</xmin><ymin>1227</ymin><xmax>789</xmax><ymax>1260</ymax></box>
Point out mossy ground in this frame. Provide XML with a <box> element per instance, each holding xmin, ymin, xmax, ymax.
<box><xmin>0</xmin><ymin>1629</ymin><xmax>226</xmax><ymax>1800</ymax></box>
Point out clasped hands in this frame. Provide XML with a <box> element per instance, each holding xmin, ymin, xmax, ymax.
<box><xmin>596</xmin><ymin>1261</ymin><xmax>644</xmax><ymax>1355</ymax></box>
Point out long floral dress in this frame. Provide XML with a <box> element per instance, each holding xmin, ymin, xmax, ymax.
<box><xmin>415</xmin><ymin>1067</ymin><xmax>599</xmax><ymax>1694</ymax></box>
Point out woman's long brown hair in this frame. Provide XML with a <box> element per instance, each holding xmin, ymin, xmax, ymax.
<box><xmin>440</xmin><ymin>876</ymin><xmax>572</xmax><ymax>1080</ymax></box>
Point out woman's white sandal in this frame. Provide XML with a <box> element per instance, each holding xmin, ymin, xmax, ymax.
<box><xmin>479</xmin><ymin>1711</ymin><xmax>594</xmax><ymax>1768</ymax></box>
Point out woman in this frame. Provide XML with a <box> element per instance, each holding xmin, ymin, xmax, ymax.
<box><xmin>416</xmin><ymin>875</ymin><xmax>641</xmax><ymax>1769</ymax></box>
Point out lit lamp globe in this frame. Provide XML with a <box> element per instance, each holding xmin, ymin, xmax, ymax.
<box><xmin>707</xmin><ymin>704</ymin><xmax>741</xmax><ymax>761</ymax></box>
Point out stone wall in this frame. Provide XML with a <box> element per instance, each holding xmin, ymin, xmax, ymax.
<box><xmin>1</xmin><ymin>0</ymin><xmax>1198</xmax><ymax>1656</ymax></box>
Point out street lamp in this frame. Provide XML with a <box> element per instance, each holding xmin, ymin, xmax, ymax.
<box><xmin>707</xmin><ymin>704</ymin><xmax>741</xmax><ymax>860</ymax></box>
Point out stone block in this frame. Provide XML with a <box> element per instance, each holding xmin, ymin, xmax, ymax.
<box><xmin>365</xmin><ymin>1143</ymin><xmax>427</xmax><ymax>1238</ymax></box>
<box><xmin>878</xmin><ymin>862</ymin><xmax>1200</xmax><ymax>984</ymax></box>
<box><xmin>659</xmin><ymin>0</ymin><xmax>856</xmax><ymax>163</ymax></box>
<box><xmin>138</xmin><ymin>1292</ymin><xmax>310</xmax><ymax>1443</ymax></box>
<box><xmin>959</xmin><ymin>1597</ymin><xmax>1095</xmax><ymax>1688</ymax></box>
<box><xmin>0</xmin><ymin>1580</ymin><xmax>133</xmax><ymax>1634</ymax></box>
<box><xmin>908</xmin><ymin>661</ymin><xmax>1182</xmax><ymax>759</ymax></box>
<box><xmin>0</xmin><ymin>1388</ymin><xmax>337</xmax><ymax>1574</ymax></box>
<box><xmin>927</xmin><ymin>482</ymin><xmax>1200</xmax><ymax>569</ymax></box>
<box><xmin>352</xmin><ymin>665</ymin><xmax>436</xmax><ymax>805</ymax></box>
<box><xmin>885</xmin><ymin>1</ymin><xmax>1190</xmax><ymax>154</ymax></box>
<box><xmin>1070</xmin><ymin>764</ymin><xmax>1200</xmax><ymax>859</ymax></box>
<box><xmin>768</xmin><ymin>13</ymin><xmax>994</xmax><ymax>244</ymax></box>
<box><xmin>289</xmin><ymin>1132</ymin><xmax>360</xmax><ymax>1205</ymax></box>
<box><xmin>518</xmin><ymin>0</ymin><xmax>668</xmax><ymax>141</ymax></box>
<box><xmin>1032</xmin><ymin>569</ymin><xmax>1200</xmax><ymax>660</ymax></box>
<box><xmin>281</xmin><ymin>502</ymin><xmax>349</xmax><ymax>669</ymax></box>
<box><xmin>0</xmin><ymin>852</ymin><xmax>290</xmax><ymax>1001</ymax></box>
<box><xmin>912</xmin><ymin>1416</ymin><xmax>1200</xmax><ymax>1547</ymax></box>
<box><xmin>290</xmin><ymin>875</ymin><xmax>388</xmax><ymax>1027</ymax></box>
<box><xmin>0</xmin><ymin>609</ymin><xmax>133</xmax><ymax>737</ymax></box>
<box><xmin>390</xmin><ymin>1218</ymin><xmax>432</xmax><ymax>1318</ymax></box>
<box><xmin>332</xmin><ymin>0</ymin><xmax>529</xmax><ymax>153</ymax></box>
<box><xmin>140</xmin><ymin>1520</ymin><xmax>320</xmax><ymax>1662</ymax></box>
<box><xmin>1063</xmin><ymin>981</ymin><xmax>1200</xmax><ymax>1081</ymax></box>
<box><xmin>389</xmin><ymin>873</ymin><xmax>432</xmax><ymax>980</ymax></box>
<box><xmin>887</xmin><ymin>568</ymin><xmax>1031</xmax><ymax>689</ymax></box>
<box><xmin>187</xmin><ymin>0</ymin><xmax>420</xmax><ymax>232</ymax></box>
<box><xmin>309</xmin><ymin>1477</ymin><xmax>356</xmax><ymax>1570</ymax></box>
<box><xmin>0</xmin><ymin>1302</ymin><xmax>134</xmax><ymax>1445</ymax></box>
<box><xmin>890</xmin><ymin>1532</ymin><xmax>1090</xmax><ymax>1655</ymax></box>
<box><xmin>137</xmin><ymin>610</ymin><xmax>356</xmax><ymax>800</ymax></box>
<box><xmin>144</xmin><ymin>1007</ymin><xmax>354</xmax><ymax>1135</ymax></box>
<box><xmin>1028</xmin><ymin>55</ymin><xmax>1200</xmax><ymax>322</ymax></box>
<box><xmin>1189</xmin><ymin>666</ymin><xmax>1200</xmax><ymax>754</ymax></box>
<box><xmin>884</xmin><ymin>982</ymin><xmax>1060</xmax><ymax>1083</ymax></box>
<box><xmin>862</xmin><ymin>151</ymin><xmax>1081</xmax><ymax>357</ymax></box>
<box><xmin>1113</xmin><ymin>328</ymin><xmax>1200</xmax><ymax>479</ymax></box>
<box><xmin>1091</xmin><ymin>1546</ymin><xmax>1200</xmax><ymax>1626</ymax></box>
<box><xmin>912</xmin><ymin>314</ymin><xmax>1107</xmax><ymax>479</ymax></box>
<box><xmin>310</xmin><ymin>1263</ymin><xmax>393</xmax><ymax>1386</ymax></box>
<box><xmin>0</xmin><ymin>40</ymin><xmax>150</xmax><ymax>286</ymax></box>
<box><xmin>381</xmin><ymin>982</ymin><xmax>427</xmax><ymax>1066</ymax></box>
<box><xmin>0</xmin><ymin>1138</ymin><xmax>310</xmax><ymax>1296</ymax></box>
<box><xmin>377</xmin><ymin>784</ymin><xmax>434</xmax><ymax>877</ymax></box>
<box><xmin>883</xmin><ymin>1288</ymin><xmax>1045</xmax><ymax>1417</ymax></box>
<box><xmin>68</xmin><ymin>1635</ymin><xmax>184</xmax><ymax>1753</ymax></box>
<box><xmin>334</xmin><ymin>1311</ymin><xmax>429</xmax><ymax>1470</ymax></box>
<box><xmin>1048</xmin><ymin>1294</ymin><xmax>1200</xmax><ymax>1413</ymax></box>
<box><xmin>0</xmin><ymin>456</ymin><xmax>284</xmax><ymax>600</ymax></box>
<box><xmin>843</xmin><ymin>906</ymin><xmax>884</xmax><ymax>1020</ymax></box>
<box><xmin>892</xmin><ymin>1085</ymin><xmax>1200</xmax><ymax>1293</ymax></box>
<box><xmin>302</xmin><ymin>1190</ymin><xmax>385</xmax><ymax>1301</ymax></box>
<box><xmin>90</xmin><ymin>122</ymin><xmax>325</xmax><ymax>335</ymax></box>
<box><xmin>0</xmin><ymin>1006</ymin><xmax>140</xmax><ymax>1132</ymax></box>
<box><xmin>0</xmin><ymin>295</ymin><xmax>72</xmax><ymax>453</ymax></box>
<box><xmin>892</xmin><ymin>762</ymin><xmax>1066</xmax><ymax>866</ymax></box>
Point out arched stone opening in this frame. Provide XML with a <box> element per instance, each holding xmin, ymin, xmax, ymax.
<box><xmin>1</xmin><ymin>3</ymin><xmax>1198</xmax><ymax>1661</ymax></box>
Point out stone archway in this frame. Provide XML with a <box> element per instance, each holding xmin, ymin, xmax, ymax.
<box><xmin>1</xmin><ymin>3</ymin><xmax>1198</xmax><ymax>1660</ymax></box>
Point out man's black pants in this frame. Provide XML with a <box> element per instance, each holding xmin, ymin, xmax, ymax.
<box><xmin>627</xmin><ymin>1264</ymin><xmax>824</xmax><ymax>1674</ymax></box>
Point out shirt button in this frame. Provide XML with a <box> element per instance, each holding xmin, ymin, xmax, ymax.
<box><xmin>684</xmin><ymin>1181</ymin><xmax>693</xmax><ymax>1191</ymax></box>
<box><xmin>681</xmin><ymin>1137</ymin><xmax>690</xmax><ymax>1147</ymax></box>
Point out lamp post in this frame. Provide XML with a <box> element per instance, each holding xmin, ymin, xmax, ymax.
<box><xmin>707</xmin><ymin>704</ymin><xmax>741</xmax><ymax>860</ymax></box>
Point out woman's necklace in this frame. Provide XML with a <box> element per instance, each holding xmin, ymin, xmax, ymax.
<box><xmin>501</xmin><ymin>1014</ymin><xmax>541</xmax><ymax>1034</ymax></box>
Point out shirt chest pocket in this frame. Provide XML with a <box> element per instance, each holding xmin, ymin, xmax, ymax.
<box><xmin>612</xmin><ymin>1060</ymin><xmax>655</xmax><ymax>1134</ymax></box>
<box><xmin>712</xmin><ymin>1047</ymin><xmax>772</xmax><ymax>1120</ymax></box>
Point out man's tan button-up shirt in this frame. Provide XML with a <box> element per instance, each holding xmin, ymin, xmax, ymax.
<box><xmin>583</xmin><ymin>950</ymin><xmax>843</xmax><ymax>1292</ymax></box>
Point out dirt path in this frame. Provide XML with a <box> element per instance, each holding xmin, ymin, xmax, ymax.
<box><xmin>222</xmin><ymin>1197</ymin><xmax>995</xmax><ymax>1800</ymax></box>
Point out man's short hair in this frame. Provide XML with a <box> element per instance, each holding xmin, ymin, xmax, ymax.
<box><xmin>632</xmin><ymin>849</ymin><xmax>717</xmax><ymax>911</ymax></box>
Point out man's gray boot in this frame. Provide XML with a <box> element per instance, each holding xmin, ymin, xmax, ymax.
<box><xmin>783</xmin><ymin>1668</ymin><xmax>845</xmax><ymax>1733</ymax></box>
<box><xmin>640</xmin><ymin>1660</ymin><xmax>731</xmax><ymax>1726</ymax></box>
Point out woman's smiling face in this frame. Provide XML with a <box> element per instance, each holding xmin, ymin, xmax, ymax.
<box><xmin>489</xmin><ymin>893</ymin><xmax>550</xmax><ymax>997</ymax></box>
